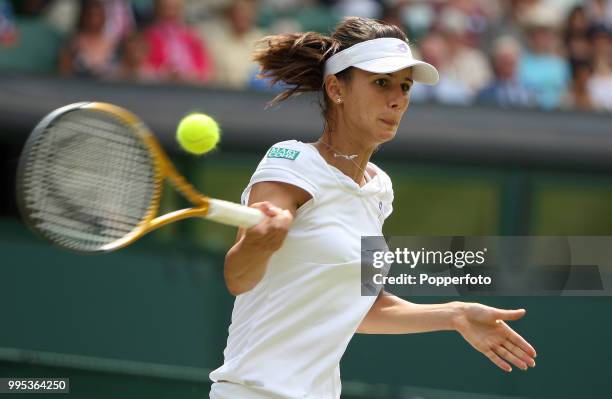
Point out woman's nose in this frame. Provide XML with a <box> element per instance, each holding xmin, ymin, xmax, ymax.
<box><xmin>389</xmin><ymin>86</ymin><xmax>408</xmax><ymax>109</ymax></box>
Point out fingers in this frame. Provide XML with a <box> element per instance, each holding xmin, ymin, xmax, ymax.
<box><xmin>244</xmin><ymin>202</ymin><xmax>293</xmax><ymax>251</ymax></box>
<box><xmin>488</xmin><ymin>321</ymin><xmax>537</xmax><ymax>371</ymax></box>
<box><xmin>503</xmin><ymin>341</ymin><xmax>536</xmax><ymax>368</ymax></box>
<box><xmin>496</xmin><ymin>320</ymin><xmax>538</xmax><ymax>361</ymax></box>
<box><xmin>506</xmin><ymin>326</ymin><xmax>538</xmax><ymax>359</ymax></box>
<box><xmin>250</xmin><ymin>201</ymin><xmax>280</xmax><ymax>217</ymax></box>
<box><xmin>488</xmin><ymin>340</ymin><xmax>536</xmax><ymax>372</ymax></box>
<box><xmin>495</xmin><ymin>308</ymin><xmax>526</xmax><ymax>321</ymax></box>
<box><xmin>270</xmin><ymin>210</ymin><xmax>292</xmax><ymax>229</ymax></box>
<box><xmin>466</xmin><ymin>306</ymin><xmax>536</xmax><ymax>373</ymax></box>
<box><xmin>495</xmin><ymin>344</ymin><xmax>528</xmax><ymax>371</ymax></box>
<box><xmin>484</xmin><ymin>349</ymin><xmax>513</xmax><ymax>373</ymax></box>
<box><xmin>250</xmin><ymin>202</ymin><xmax>292</xmax><ymax>220</ymax></box>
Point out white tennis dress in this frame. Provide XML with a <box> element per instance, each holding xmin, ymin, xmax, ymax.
<box><xmin>209</xmin><ymin>140</ymin><xmax>394</xmax><ymax>399</ymax></box>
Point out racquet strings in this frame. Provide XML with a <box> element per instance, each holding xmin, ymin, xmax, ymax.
<box><xmin>20</xmin><ymin>110</ymin><xmax>157</xmax><ymax>251</ymax></box>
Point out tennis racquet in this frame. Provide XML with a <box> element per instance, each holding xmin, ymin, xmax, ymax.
<box><xmin>16</xmin><ymin>102</ymin><xmax>264</xmax><ymax>253</ymax></box>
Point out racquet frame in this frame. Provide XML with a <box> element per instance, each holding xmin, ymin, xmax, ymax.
<box><xmin>17</xmin><ymin>102</ymin><xmax>263</xmax><ymax>253</ymax></box>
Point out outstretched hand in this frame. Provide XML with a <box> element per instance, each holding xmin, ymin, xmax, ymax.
<box><xmin>454</xmin><ymin>303</ymin><xmax>537</xmax><ymax>372</ymax></box>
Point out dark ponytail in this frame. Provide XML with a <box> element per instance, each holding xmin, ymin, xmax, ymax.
<box><xmin>252</xmin><ymin>32</ymin><xmax>339</xmax><ymax>104</ymax></box>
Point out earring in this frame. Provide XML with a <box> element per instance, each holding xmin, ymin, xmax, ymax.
<box><xmin>336</xmin><ymin>98</ymin><xmax>342</xmax><ymax>104</ymax></box>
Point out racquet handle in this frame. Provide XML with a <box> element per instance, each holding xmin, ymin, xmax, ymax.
<box><xmin>206</xmin><ymin>199</ymin><xmax>266</xmax><ymax>228</ymax></box>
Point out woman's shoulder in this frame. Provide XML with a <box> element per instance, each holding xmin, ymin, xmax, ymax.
<box><xmin>244</xmin><ymin>140</ymin><xmax>320</xmax><ymax>204</ymax></box>
<box><xmin>264</xmin><ymin>140</ymin><xmax>315</xmax><ymax>162</ymax></box>
<box><xmin>267</xmin><ymin>139</ymin><xmax>310</xmax><ymax>150</ymax></box>
<box><xmin>367</xmin><ymin>161</ymin><xmax>392</xmax><ymax>182</ymax></box>
<box><xmin>254</xmin><ymin>140</ymin><xmax>323</xmax><ymax>185</ymax></box>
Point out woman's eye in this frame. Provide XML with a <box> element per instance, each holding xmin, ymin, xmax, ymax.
<box><xmin>401</xmin><ymin>83</ymin><xmax>412</xmax><ymax>92</ymax></box>
<box><xmin>375</xmin><ymin>78</ymin><xmax>388</xmax><ymax>87</ymax></box>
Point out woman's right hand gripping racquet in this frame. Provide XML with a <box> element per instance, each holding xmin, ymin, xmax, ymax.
<box><xmin>16</xmin><ymin>102</ymin><xmax>264</xmax><ymax>253</ymax></box>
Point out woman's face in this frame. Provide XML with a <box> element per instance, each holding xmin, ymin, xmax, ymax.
<box><xmin>82</xmin><ymin>2</ymin><xmax>105</xmax><ymax>33</ymax></box>
<box><xmin>568</xmin><ymin>8</ymin><xmax>588</xmax><ymax>33</ymax></box>
<box><xmin>335</xmin><ymin>67</ymin><xmax>413</xmax><ymax>145</ymax></box>
<box><xmin>155</xmin><ymin>0</ymin><xmax>183</xmax><ymax>23</ymax></box>
<box><xmin>228</xmin><ymin>0</ymin><xmax>256</xmax><ymax>35</ymax></box>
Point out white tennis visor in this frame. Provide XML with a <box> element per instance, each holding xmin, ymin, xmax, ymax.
<box><xmin>324</xmin><ymin>37</ymin><xmax>439</xmax><ymax>85</ymax></box>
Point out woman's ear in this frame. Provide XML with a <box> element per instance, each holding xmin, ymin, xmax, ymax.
<box><xmin>324</xmin><ymin>75</ymin><xmax>343</xmax><ymax>103</ymax></box>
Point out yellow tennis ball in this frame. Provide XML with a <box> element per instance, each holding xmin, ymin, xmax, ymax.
<box><xmin>176</xmin><ymin>113</ymin><xmax>220</xmax><ymax>155</ymax></box>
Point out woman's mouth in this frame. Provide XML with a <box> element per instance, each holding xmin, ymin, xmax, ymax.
<box><xmin>379</xmin><ymin>118</ymin><xmax>397</xmax><ymax>127</ymax></box>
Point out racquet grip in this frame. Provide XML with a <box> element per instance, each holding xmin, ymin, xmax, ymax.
<box><xmin>206</xmin><ymin>199</ymin><xmax>265</xmax><ymax>228</ymax></box>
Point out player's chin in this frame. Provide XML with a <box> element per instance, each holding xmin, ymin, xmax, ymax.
<box><xmin>376</xmin><ymin>122</ymin><xmax>399</xmax><ymax>142</ymax></box>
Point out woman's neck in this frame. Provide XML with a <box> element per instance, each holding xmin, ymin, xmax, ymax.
<box><xmin>315</xmin><ymin>128</ymin><xmax>376</xmax><ymax>186</ymax></box>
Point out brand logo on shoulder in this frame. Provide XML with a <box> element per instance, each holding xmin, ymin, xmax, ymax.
<box><xmin>267</xmin><ymin>147</ymin><xmax>300</xmax><ymax>161</ymax></box>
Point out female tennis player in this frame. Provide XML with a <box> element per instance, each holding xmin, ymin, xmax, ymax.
<box><xmin>209</xmin><ymin>17</ymin><xmax>537</xmax><ymax>399</ymax></box>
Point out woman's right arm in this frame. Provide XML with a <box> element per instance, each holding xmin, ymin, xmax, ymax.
<box><xmin>223</xmin><ymin>181</ymin><xmax>310</xmax><ymax>296</ymax></box>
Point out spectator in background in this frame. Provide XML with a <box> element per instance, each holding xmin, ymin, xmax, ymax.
<box><xmin>44</xmin><ymin>0</ymin><xmax>79</xmax><ymax>34</ymax></box>
<box><xmin>380</xmin><ymin>2</ymin><xmax>408</xmax><ymax>35</ymax></box>
<box><xmin>564</xmin><ymin>5</ymin><xmax>592</xmax><ymax>64</ymax></box>
<box><xmin>410</xmin><ymin>33</ymin><xmax>473</xmax><ymax>105</ymax></box>
<box><xmin>108</xmin><ymin>33</ymin><xmax>155</xmax><ymax>82</ymax></box>
<box><xmin>478</xmin><ymin>36</ymin><xmax>534</xmax><ymax>108</ymax></box>
<box><xmin>563</xmin><ymin>59</ymin><xmax>594</xmax><ymax>111</ymax></box>
<box><xmin>58</xmin><ymin>0</ymin><xmax>117</xmax><ymax>78</ymax></box>
<box><xmin>394</xmin><ymin>0</ymin><xmax>437</xmax><ymax>40</ymax></box>
<box><xmin>483</xmin><ymin>0</ymin><xmax>533</xmax><ymax>51</ymax></box>
<box><xmin>332</xmin><ymin>0</ymin><xmax>382</xmax><ymax>19</ymax></box>
<box><xmin>518</xmin><ymin>4</ymin><xmax>570</xmax><ymax>110</ymax></box>
<box><xmin>380</xmin><ymin>2</ymin><xmax>404</xmax><ymax>28</ymax></box>
<box><xmin>587</xmin><ymin>24</ymin><xmax>612</xmax><ymax>111</ymax></box>
<box><xmin>0</xmin><ymin>0</ymin><xmax>18</xmax><ymax>46</ymax></box>
<box><xmin>562</xmin><ymin>5</ymin><xmax>594</xmax><ymax>112</ymax></box>
<box><xmin>444</xmin><ymin>0</ymin><xmax>501</xmax><ymax>48</ymax></box>
<box><xmin>103</xmin><ymin>0</ymin><xmax>136</xmax><ymax>46</ymax></box>
<box><xmin>438</xmin><ymin>6</ymin><xmax>492</xmax><ymax>94</ymax></box>
<box><xmin>47</xmin><ymin>0</ymin><xmax>135</xmax><ymax>43</ymax></box>
<box><xmin>589</xmin><ymin>24</ymin><xmax>612</xmax><ymax>73</ymax></box>
<box><xmin>585</xmin><ymin>0</ymin><xmax>612</xmax><ymax>29</ymax></box>
<box><xmin>144</xmin><ymin>0</ymin><xmax>213</xmax><ymax>84</ymax></box>
<box><xmin>200</xmin><ymin>0</ymin><xmax>265</xmax><ymax>89</ymax></box>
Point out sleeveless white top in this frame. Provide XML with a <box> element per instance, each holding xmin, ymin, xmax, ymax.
<box><xmin>209</xmin><ymin>140</ymin><xmax>394</xmax><ymax>398</ymax></box>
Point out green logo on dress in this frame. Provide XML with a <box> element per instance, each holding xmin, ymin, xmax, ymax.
<box><xmin>267</xmin><ymin>147</ymin><xmax>300</xmax><ymax>161</ymax></box>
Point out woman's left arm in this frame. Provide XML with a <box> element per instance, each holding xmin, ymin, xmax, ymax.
<box><xmin>357</xmin><ymin>292</ymin><xmax>537</xmax><ymax>372</ymax></box>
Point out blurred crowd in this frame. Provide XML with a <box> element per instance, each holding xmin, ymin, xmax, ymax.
<box><xmin>1</xmin><ymin>0</ymin><xmax>611</xmax><ymax>112</ymax></box>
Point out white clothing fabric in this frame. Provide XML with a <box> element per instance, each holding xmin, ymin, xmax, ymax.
<box><xmin>209</xmin><ymin>140</ymin><xmax>394</xmax><ymax>398</ymax></box>
<box><xmin>588</xmin><ymin>74</ymin><xmax>612</xmax><ymax>112</ymax></box>
<box><xmin>210</xmin><ymin>381</ymin><xmax>287</xmax><ymax>399</ymax></box>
